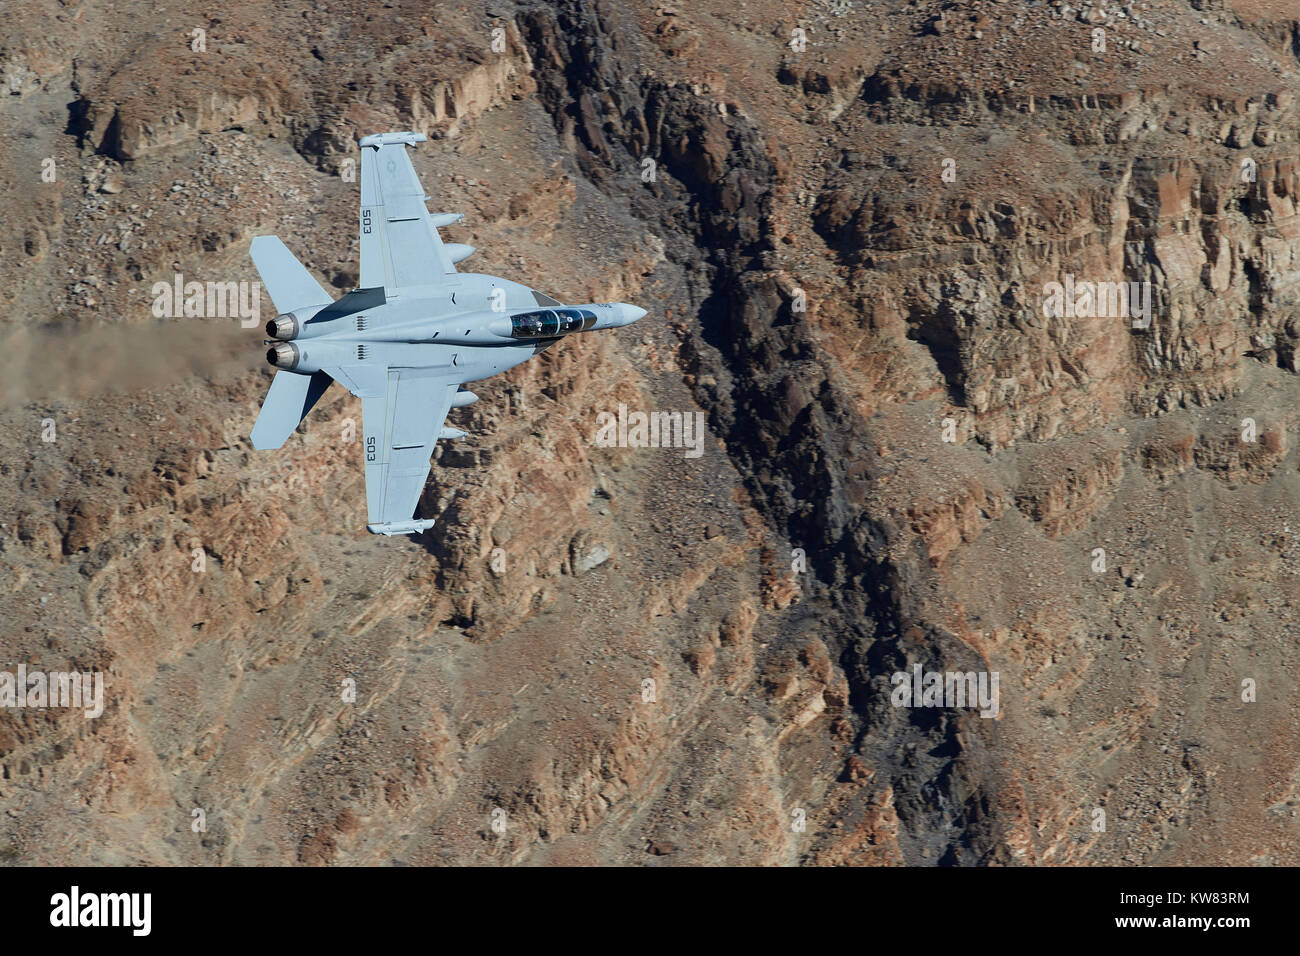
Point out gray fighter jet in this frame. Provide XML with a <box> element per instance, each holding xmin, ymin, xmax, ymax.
<box><xmin>248</xmin><ymin>131</ymin><xmax>646</xmax><ymax>535</ymax></box>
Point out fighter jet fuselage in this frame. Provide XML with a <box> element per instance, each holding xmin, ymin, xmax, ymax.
<box><xmin>265</xmin><ymin>285</ymin><xmax>642</xmax><ymax>372</ymax></box>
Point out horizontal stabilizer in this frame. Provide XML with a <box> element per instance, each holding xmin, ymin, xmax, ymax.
<box><xmin>250</xmin><ymin>236</ymin><xmax>332</xmax><ymax>314</ymax></box>
<box><xmin>250</xmin><ymin>370</ymin><xmax>332</xmax><ymax>450</ymax></box>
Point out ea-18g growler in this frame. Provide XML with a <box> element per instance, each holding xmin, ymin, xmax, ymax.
<box><xmin>248</xmin><ymin>131</ymin><xmax>646</xmax><ymax>535</ymax></box>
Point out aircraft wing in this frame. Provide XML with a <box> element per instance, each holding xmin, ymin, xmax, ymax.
<box><xmin>323</xmin><ymin>356</ymin><xmax>460</xmax><ymax>535</ymax></box>
<box><xmin>359</xmin><ymin>131</ymin><xmax>460</xmax><ymax>297</ymax></box>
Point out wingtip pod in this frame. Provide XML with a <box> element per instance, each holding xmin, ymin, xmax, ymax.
<box><xmin>358</xmin><ymin>131</ymin><xmax>428</xmax><ymax>149</ymax></box>
<box><xmin>367</xmin><ymin>519</ymin><xmax>437</xmax><ymax>536</ymax></box>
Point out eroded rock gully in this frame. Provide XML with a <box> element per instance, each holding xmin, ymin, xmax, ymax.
<box><xmin>0</xmin><ymin>0</ymin><xmax>1297</xmax><ymax>865</ymax></box>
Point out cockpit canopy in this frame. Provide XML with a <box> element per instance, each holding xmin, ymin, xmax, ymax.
<box><xmin>510</xmin><ymin>307</ymin><xmax>597</xmax><ymax>339</ymax></box>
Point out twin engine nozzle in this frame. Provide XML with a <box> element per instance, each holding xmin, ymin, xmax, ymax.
<box><xmin>266</xmin><ymin>341</ymin><xmax>301</xmax><ymax>370</ymax></box>
<box><xmin>266</xmin><ymin>313</ymin><xmax>299</xmax><ymax>341</ymax></box>
<box><xmin>266</xmin><ymin>311</ymin><xmax>306</xmax><ymax>369</ymax></box>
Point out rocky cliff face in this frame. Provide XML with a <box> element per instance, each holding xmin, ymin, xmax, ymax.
<box><xmin>0</xmin><ymin>0</ymin><xmax>1298</xmax><ymax>865</ymax></box>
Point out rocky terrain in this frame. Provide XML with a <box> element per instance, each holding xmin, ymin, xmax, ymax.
<box><xmin>0</xmin><ymin>0</ymin><xmax>1298</xmax><ymax>865</ymax></box>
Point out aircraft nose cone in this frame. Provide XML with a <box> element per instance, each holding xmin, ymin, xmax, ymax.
<box><xmin>618</xmin><ymin>303</ymin><xmax>648</xmax><ymax>324</ymax></box>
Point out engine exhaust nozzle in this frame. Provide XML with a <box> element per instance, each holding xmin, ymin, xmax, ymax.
<box><xmin>267</xmin><ymin>342</ymin><xmax>299</xmax><ymax>370</ymax></box>
<box><xmin>267</xmin><ymin>313</ymin><xmax>299</xmax><ymax>340</ymax></box>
